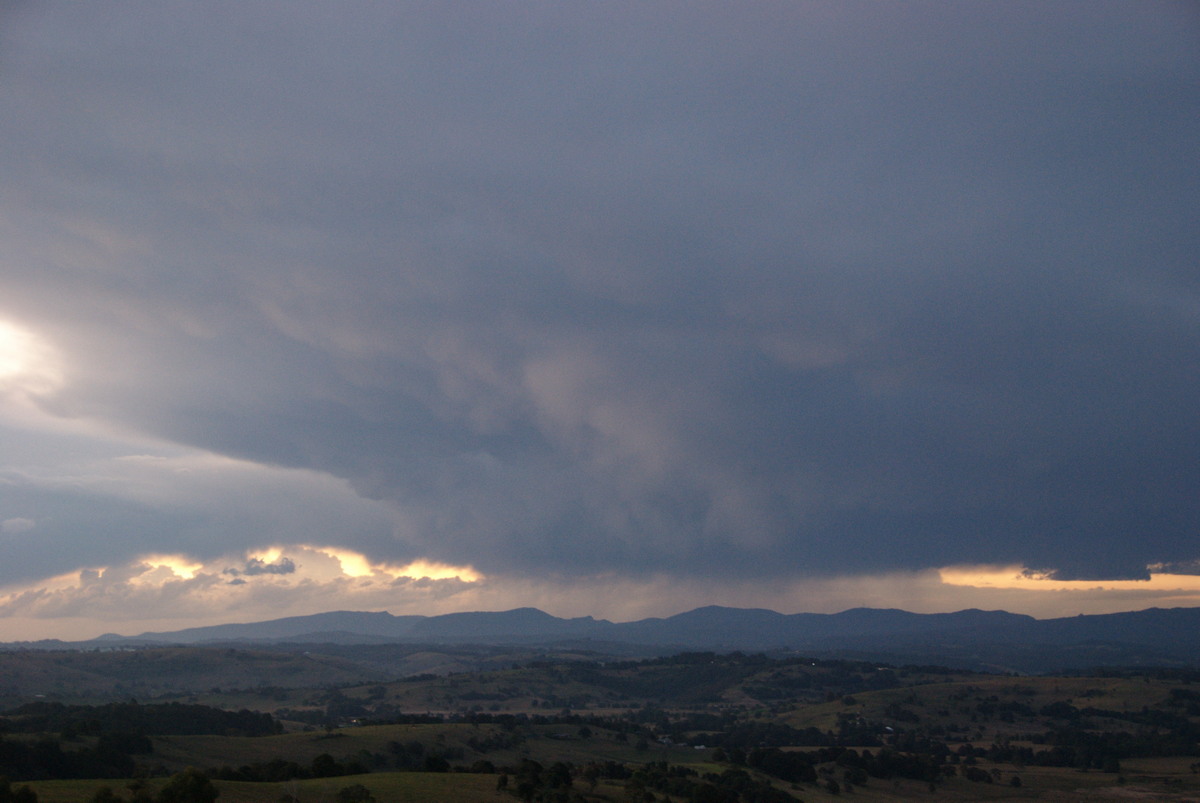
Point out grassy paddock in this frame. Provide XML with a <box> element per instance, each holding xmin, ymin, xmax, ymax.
<box><xmin>24</xmin><ymin>772</ymin><xmax>506</xmax><ymax>803</ymax></box>
<box><xmin>148</xmin><ymin>721</ymin><xmax>708</xmax><ymax>774</ymax></box>
<box><xmin>19</xmin><ymin>760</ymin><xmax>1200</xmax><ymax>803</ymax></box>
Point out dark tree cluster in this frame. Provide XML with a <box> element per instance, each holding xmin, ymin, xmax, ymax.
<box><xmin>0</xmin><ymin>777</ymin><xmax>37</xmax><ymax>803</ymax></box>
<box><xmin>625</xmin><ymin>761</ymin><xmax>795</xmax><ymax>803</ymax></box>
<box><xmin>737</xmin><ymin>746</ymin><xmax>940</xmax><ymax>786</ymax></box>
<box><xmin>3</xmin><ymin>702</ymin><xmax>278</xmax><ymax>738</ymax></box>
<box><xmin>500</xmin><ymin>758</ymin><xmax>574</xmax><ymax>803</ymax></box>
<box><xmin>213</xmin><ymin>752</ymin><xmax>369</xmax><ymax>783</ymax></box>
<box><xmin>0</xmin><ymin>735</ymin><xmax>141</xmax><ymax>781</ymax></box>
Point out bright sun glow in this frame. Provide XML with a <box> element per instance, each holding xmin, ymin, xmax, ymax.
<box><xmin>0</xmin><ymin>321</ymin><xmax>31</xmax><ymax>377</ymax></box>
<box><xmin>0</xmin><ymin>319</ymin><xmax>62</xmax><ymax>393</ymax></box>
<box><xmin>318</xmin><ymin>547</ymin><xmax>374</xmax><ymax>577</ymax></box>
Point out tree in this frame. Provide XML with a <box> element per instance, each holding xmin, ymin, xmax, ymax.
<box><xmin>156</xmin><ymin>768</ymin><xmax>218</xmax><ymax>803</ymax></box>
<box><xmin>128</xmin><ymin>777</ymin><xmax>153</xmax><ymax>802</ymax></box>
<box><xmin>311</xmin><ymin>754</ymin><xmax>342</xmax><ymax>778</ymax></box>
<box><xmin>545</xmin><ymin>762</ymin><xmax>572</xmax><ymax>790</ymax></box>
<box><xmin>335</xmin><ymin>784</ymin><xmax>374</xmax><ymax>803</ymax></box>
<box><xmin>0</xmin><ymin>778</ymin><xmax>38</xmax><ymax>803</ymax></box>
<box><xmin>422</xmin><ymin>755</ymin><xmax>450</xmax><ymax>773</ymax></box>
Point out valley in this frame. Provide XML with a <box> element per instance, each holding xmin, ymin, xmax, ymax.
<box><xmin>3</xmin><ymin>646</ymin><xmax>1200</xmax><ymax>802</ymax></box>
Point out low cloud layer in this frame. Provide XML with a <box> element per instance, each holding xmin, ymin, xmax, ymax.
<box><xmin>0</xmin><ymin>2</ymin><xmax>1197</xmax><ymax>635</ymax></box>
<box><xmin>5</xmin><ymin>548</ymin><xmax>1200</xmax><ymax>642</ymax></box>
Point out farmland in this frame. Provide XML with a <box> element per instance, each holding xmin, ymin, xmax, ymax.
<box><xmin>3</xmin><ymin>650</ymin><xmax>1200</xmax><ymax>801</ymax></box>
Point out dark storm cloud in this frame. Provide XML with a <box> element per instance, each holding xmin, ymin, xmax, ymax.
<box><xmin>0</xmin><ymin>2</ymin><xmax>1196</xmax><ymax>584</ymax></box>
<box><xmin>225</xmin><ymin>557</ymin><xmax>296</xmax><ymax>577</ymax></box>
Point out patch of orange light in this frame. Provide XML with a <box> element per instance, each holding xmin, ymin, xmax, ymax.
<box><xmin>311</xmin><ymin>547</ymin><xmax>480</xmax><ymax>582</ymax></box>
<box><xmin>248</xmin><ymin>547</ymin><xmax>284</xmax><ymax>564</ymax></box>
<box><xmin>939</xmin><ymin>565</ymin><xmax>1200</xmax><ymax>592</ymax></box>
<box><xmin>392</xmin><ymin>559</ymin><xmax>482</xmax><ymax>582</ymax></box>
<box><xmin>314</xmin><ymin>547</ymin><xmax>372</xmax><ymax>577</ymax></box>
<box><xmin>138</xmin><ymin>555</ymin><xmax>203</xmax><ymax>580</ymax></box>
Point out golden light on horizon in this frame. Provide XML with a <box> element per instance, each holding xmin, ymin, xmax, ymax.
<box><xmin>137</xmin><ymin>555</ymin><xmax>204</xmax><ymax>581</ymax></box>
<box><xmin>939</xmin><ymin>564</ymin><xmax>1200</xmax><ymax>594</ymax></box>
<box><xmin>393</xmin><ymin>559</ymin><xmax>482</xmax><ymax>582</ymax></box>
<box><xmin>311</xmin><ymin>546</ymin><xmax>481</xmax><ymax>582</ymax></box>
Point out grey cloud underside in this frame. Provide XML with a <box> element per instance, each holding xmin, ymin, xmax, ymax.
<box><xmin>1</xmin><ymin>2</ymin><xmax>1197</xmax><ymax>582</ymax></box>
<box><xmin>226</xmin><ymin>557</ymin><xmax>296</xmax><ymax>577</ymax></box>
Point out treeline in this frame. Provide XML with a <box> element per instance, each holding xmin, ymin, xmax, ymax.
<box><xmin>494</xmin><ymin>752</ymin><xmax>949</xmax><ymax>803</ymax></box>
<box><xmin>0</xmin><ymin>734</ymin><xmax>147</xmax><ymax>781</ymax></box>
<box><xmin>490</xmin><ymin>757</ymin><xmax>796</xmax><ymax>803</ymax></box>
<box><xmin>2</xmin><ymin>701</ymin><xmax>279</xmax><ymax>737</ymax></box>
<box><xmin>363</xmin><ymin>705</ymin><xmax>849</xmax><ymax>752</ymax></box>
<box><xmin>559</xmin><ymin>652</ymin><xmax>940</xmax><ymax>706</ymax></box>
<box><xmin>625</xmin><ymin>761</ymin><xmax>795</xmax><ymax>803</ymax></box>
<box><xmin>734</xmin><ymin>746</ymin><xmax>939</xmax><ymax>786</ymax></box>
<box><xmin>212</xmin><ymin>752</ymin><xmax>372</xmax><ymax>783</ymax></box>
<box><xmin>977</xmin><ymin>723</ymin><xmax>1199</xmax><ymax>772</ymax></box>
<box><xmin>563</xmin><ymin>653</ymin><xmax>769</xmax><ymax>704</ymax></box>
<box><xmin>0</xmin><ymin>701</ymin><xmax>280</xmax><ymax>783</ymax></box>
<box><xmin>213</xmin><ymin>739</ymin><xmax>478</xmax><ymax>782</ymax></box>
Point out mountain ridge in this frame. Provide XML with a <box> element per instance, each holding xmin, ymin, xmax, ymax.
<box><xmin>7</xmin><ymin>604</ymin><xmax>1200</xmax><ymax>673</ymax></box>
<box><xmin>64</xmin><ymin>603</ymin><xmax>1199</xmax><ymax>656</ymax></box>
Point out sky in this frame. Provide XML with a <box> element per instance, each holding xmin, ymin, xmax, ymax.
<box><xmin>0</xmin><ymin>2</ymin><xmax>1198</xmax><ymax>641</ymax></box>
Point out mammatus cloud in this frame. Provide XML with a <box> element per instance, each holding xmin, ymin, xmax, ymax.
<box><xmin>0</xmin><ymin>2</ymin><xmax>1196</xmax><ymax>638</ymax></box>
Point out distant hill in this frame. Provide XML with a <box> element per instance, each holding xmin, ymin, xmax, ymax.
<box><xmin>101</xmin><ymin>610</ymin><xmax>426</xmax><ymax>645</ymax></box>
<box><xmin>43</xmin><ymin>604</ymin><xmax>1200</xmax><ymax>673</ymax></box>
